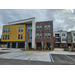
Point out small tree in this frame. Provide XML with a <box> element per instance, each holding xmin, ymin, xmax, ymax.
<box><xmin>27</xmin><ymin>30</ymin><xmax>29</xmax><ymax>49</ymax></box>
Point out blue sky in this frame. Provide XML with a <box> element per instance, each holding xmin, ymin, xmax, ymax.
<box><xmin>0</xmin><ymin>9</ymin><xmax>75</xmax><ymax>38</ymax></box>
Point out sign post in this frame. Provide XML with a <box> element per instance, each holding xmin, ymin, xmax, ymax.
<box><xmin>41</xmin><ymin>41</ymin><xmax>43</xmax><ymax>51</ymax></box>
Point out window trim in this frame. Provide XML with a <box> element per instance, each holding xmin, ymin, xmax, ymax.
<box><xmin>36</xmin><ymin>26</ymin><xmax>39</xmax><ymax>31</ymax></box>
<box><xmin>3</xmin><ymin>35</ymin><xmax>10</xmax><ymax>40</ymax></box>
<box><xmin>36</xmin><ymin>33</ymin><xmax>39</xmax><ymax>39</ymax></box>
<box><xmin>18</xmin><ymin>34</ymin><xmax>23</xmax><ymax>39</ymax></box>
<box><xmin>18</xmin><ymin>27</ymin><xmax>23</xmax><ymax>32</ymax></box>
<box><xmin>40</xmin><ymin>26</ymin><xmax>42</xmax><ymax>30</ymax></box>
<box><xmin>48</xmin><ymin>25</ymin><xmax>50</xmax><ymax>30</ymax></box>
<box><xmin>4</xmin><ymin>28</ymin><xmax>10</xmax><ymax>33</ymax></box>
<box><xmin>44</xmin><ymin>25</ymin><xmax>47</xmax><ymax>30</ymax></box>
<box><xmin>45</xmin><ymin>33</ymin><xmax>47</xmax><ymax>38</ymax></box>
<box><xmin>62</xmin><ymin>38</ymin><xmax>66</xmax><ymax>41</ymax></box>
<box><xmin>48</xmin><ymin>33</ymin><xmax>51</xmax><ymax>38</ymax></box>
<box><xmin>40</xmin><ymin>33</ymin><xmax>42</xmax><ymax>38</ymax></box>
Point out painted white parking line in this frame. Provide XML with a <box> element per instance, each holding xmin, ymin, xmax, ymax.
<box><xmin>64</xmin><ymin>55</ymin><xmax>75</xmax><ymax>62</ymax></box>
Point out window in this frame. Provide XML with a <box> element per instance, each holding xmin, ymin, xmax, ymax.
<box><xmin>3</xmin><ymin>35</ymin><xmax>10</xmax><ymax>40</ymax></box>
<box><xmin>40</xmin><ymin>26</ymin><xmax>42</xmax><ymax>30</ymax></box>
<box><xmin>18</xmin><ymin>34</ymin><xmax>23</xmax><ymax>39</ymax></box>
<box><xmin>21</xmin><ymin>27</ymin><xmax>23</xmax><ymax>32</ymax></box>
<box><xmin>3</xmin><ymin>35</ymin><xmax>5</xmax><ymax>40</ymax></box>
<box><xmin>45</xmin><ymin>33</ymin><xmax>47</xmax><ymax>38</ymax></box>
<box><xmin>37</xmin><ymin>34</ymin><xmax>39</xmax><ymax>38</ymax></box>
<box><xmin>48</xmin><ymin>33</ymin><xmax>51</xmax><ymax>38</ymax></box>
<box><xmin>8</xmin><ymin>28</ymin><xmax>10</xmax><ymax>32</ymax></box>
<box><xmin>48</xmin><ymin>25</ymin><xmax>50</xmax><ymax>30</ymax></box>
<box><xmin>28</xmin><ymin>27</ymin><xmax>30</xmax><ymax>32</ymax></box>
<box><xmin>4</xmin><ymin>28</ymin><xmax>10</xmax><ymax>33</ymax></box>
<box><xmin>18</xmin><ymin>34</ymin><xmax>20</xmax><ymax>39</ymax></box>
<box><xmin>19</xmin><ymin>27</ymin><xmax>23</xmax><ymax>32</ymax></box>
<box><xmin>31</xmin><ymin>27</ymin><xmax>32</xmax><ymax>31</ymax></box>
<box><xmin>37</xmin><ymin>26</ymin><xmax>39</xmax><ymax>30</ymax></box>
<box><xmin>74</xmin><ymin>38</ymin><xmax>75</xmax><ymax>41</ymax></box>
<box><xmin>62</xmin><ymin>38</ymin><xmax>66</xmax><ymax>41</ymax></box>
<box><xmin>4</xmin><ymin>28</ymin><xmax>6</xmax><ymax>33</ymax></box>
<box><xmin>40</xmin><ymin>33</ymin><xmax>42</xmax><ymax>38</ymax></box>
<box><xmin>73</xmin><ymin>33</ymin><xmax>75</xmax><ymax>36</ymax></box>
<box><xmin>8</xmin><ymin>35</ymin><xmax>10</xmax><ymax>39</ymax></box>
<box><xmin>62</xmin><ymin>33</ymin><xmax>65</xmax><ymax>36</ymax></box>
<box><xmin>44</xmin><ymin>25</ymin><xmax>47</xmax><ymax>30</ymax></box>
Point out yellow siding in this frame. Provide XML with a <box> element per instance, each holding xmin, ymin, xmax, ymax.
<box><xmin>1</xmin><ymin>24</ymin><xmax>26</xmax><ymax>42</ymax></box>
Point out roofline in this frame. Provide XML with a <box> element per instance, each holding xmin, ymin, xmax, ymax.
<box><xmin>36</xmin><ymin>20</ymin><xmax>53</xmax><ymax>23</ymax></box>
<box><xmin>8</xmin><ymin>17</ymin><xmax>35</xmax><ymax>24</ymax></box>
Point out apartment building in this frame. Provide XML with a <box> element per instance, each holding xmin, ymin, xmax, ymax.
<box><xmin>1</xmin><ymin>17</ymin><xmax>54</xmax><ymax>49</ymax></box>
<box><xmin>36</xmin><ymin>21</ymin><xmax>54</xmax><ymax>49</ymax></box>
<box><xmin>54</xmin><ymin>31</ymin><xmax>75</xmax><ymax>48</ymax></box>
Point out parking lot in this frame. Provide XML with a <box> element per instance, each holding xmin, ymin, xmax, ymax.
<box><xmin>0</xmin><ymin>48</ymin><xmax>75</xmax><ymax>65</ymax></box>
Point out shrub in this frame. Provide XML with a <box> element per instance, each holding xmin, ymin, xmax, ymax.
<box><xmin>38</xmin><ymin>47</ymin><xmax>41</xmax><ymax>50</ymax></box>
<box><xmin>47</xmin><ymin>46</ymin><xmax>51</xmax><ymax>50</ymax></box>
<box><xmin>64</xmin><ymin>48</ymin><xmax>68</xmax><ymax>51</ymax></box>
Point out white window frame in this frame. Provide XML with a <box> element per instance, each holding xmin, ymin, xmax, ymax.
<box><xmin>18</xmin><ymin>34</ymin><xmax>23</xmax><ymax>39</ymax></box>
<box><xmin>40</xmin><ymin>26</ymin><xmax>42</xmax><ymax>30</ymax></box>
<box><xmin>18</xmin><ymin>27</ymin><xmax>23</xmax><ymax>32</ymax></box>
<box><xmin>48</xmin><ymin>25</ymin><xmax>50</xmax><ymax>30</ymax></box>
<box><xmin>48</xmin><ymin>33</ymin><xmax>51</xmax><ymax>38</ymax></box>
<box><xmin>40</xmin><ymin>33</ymin><xmax>42</xmax><ymax>38</ymax></box>
<box><xmin>44</xmin><ymin>25</ymin><xmax>47</xmax><ymax>30</ymax></box>
<box><xmin>45</xmin><ymin>33</ymin><xmax>47</xmax><ymax>38</ymax></box>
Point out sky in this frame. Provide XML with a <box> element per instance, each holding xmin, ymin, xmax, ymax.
<box><xmin>0</xmin><ymin>9</ymin><xmax>75</xmax><ymax>38</ymax></box>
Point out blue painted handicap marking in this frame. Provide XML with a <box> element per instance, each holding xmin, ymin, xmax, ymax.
<box><xmin>49</xmin><ymin>54</ymin><xmax>53</xmax><ymax>62</ymax></box>
<box><xmin>0</xmin><ymin>56</ymin><xmax>4</xmax><ymax>58</ymax></box>
<box><xmin>32</xmin><ymin>58</ymin><xmax>38</xmax><ymax>61</ymax></box>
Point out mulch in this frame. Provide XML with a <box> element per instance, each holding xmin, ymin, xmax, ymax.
<box><xmin>1</xmin><ymin>49</ymin><xmax>10</xmax><ymax>50</ymax></box>
<box><xmin>21</xmin><ymin>49</ymin><xmax>53</xmax><ymax>51</ymax></box>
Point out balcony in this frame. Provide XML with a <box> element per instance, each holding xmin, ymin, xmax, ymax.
<box><xmin>55</xmin><ymin>38</ymin><xmax>60</xmax><ymax>43</ymax></box>
<box><xmin>55</xmin><ymin>34</ymin><xmax>59</xmax><ymax>37</ymax></box>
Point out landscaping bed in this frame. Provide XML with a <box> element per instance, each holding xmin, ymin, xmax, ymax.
<box><xmin>1</xmin><ymin>49</ymin><xmax>10</xmax><ymax>50</ymax></box>
<box><xmin>21</xmin><ymin>49</ymin><xmax>53</xmax><ymax>51</ymax></box>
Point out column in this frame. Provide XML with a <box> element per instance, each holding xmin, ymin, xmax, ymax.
<box><xmin>16</xmin><ymin>42</ymin><xmax>18</xmax><ymax>48</ymax></box>
<box><xmin>32</xmin><ymin>19</ymin><xmax>36</xmax><ymax>49</ymax></box>
<box><xmin>10</xmin><ymin>42</ymin><xmax>12</xmax><ymax>48</ymax></box>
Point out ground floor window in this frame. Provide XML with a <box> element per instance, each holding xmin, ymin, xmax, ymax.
<box><xmin>18</xmin><ymin>42</ymin><xmax>25</xmax><ymax>48</ymax></box>
<box><xmin>55</xmin><ymin>43</ymin><xmax>60</xmax><ymax>48</ymax></box>
<box><xmin>73</xmin><ymin>44</ymin><xmax>75</xmax><ymax>48</ymax></box>
<box><xmin>36</xmin><ymin>42</ymin><xmax>42</xmax><ymax>49</ymax></box>
<box><xmin>12</xmin><ymin>43</ymin><xmax>16</xmax><ymax>48</ymax></box>
<box><xmin>62</xmin><ymin>44</ymin><xmax>66</xmax><ymax>48</ymax></box>
<box><xmin>47</xmin><ymin>42</ymin><xmax>51</xmax><ymax>47</ymax></box>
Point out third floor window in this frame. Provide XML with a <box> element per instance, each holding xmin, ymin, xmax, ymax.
<box><xmin>19</xmin><ymin>27</ymin><xmax>23</xmax><ymax>32</ymax></box>
<box><xmin>4</xmin><ymin>28</ymin><xmax>10</xmax><ymax>33</ymax></box>
<box><xmin>44</xmin><ymin>25</ymin><xmax>47</xmax><ymax>30</ymax></box>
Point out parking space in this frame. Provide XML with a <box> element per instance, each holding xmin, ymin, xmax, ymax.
<box><xmin>0</xmin><ymin>49</ymin><xmax>53</xmax><ymax>62</ymax></box>
<box><xmin>0</xmin><ymin>48</ymin><xmax>75</xmax><ymax>64</ymax></box>
<box><xmin>51</xmin><ymin>54</ymin><xmax>75</xmax><ymax>64</ymax></box>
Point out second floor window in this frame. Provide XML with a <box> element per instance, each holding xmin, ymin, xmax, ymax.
<box><xmin>48</xmin><ymin>33</ymin><xmax>51</xmax><ymax>38</ymax></box>
<box><xmin>62</xmin><ymin>38</ymin><xmax>66</xmax><ymax>41</ymax></box>
<box><xmin>45</xmin><ymin>33</ymin><xmax>47</xmax><ymax>38</ymax></box>
<box><xmin>19</xmin><ymin>27</ymin><xmax>23</xmax><ymax>32</ymax></box>
<box><xmin>18</xmin><ymin>34</ymin><xmax>23</xmax><ymax>39</ymax></box>
<box><xmin>3</xmin><ymin>35</ymin><xmax>10</xmax><ymax>40</ymax></box>
<box><xmin>44</xmin><ymin>25</ymin><xmax>47</xmax><ymax>30</ymax></box>
<box><xmin>40</xmin><ymin>33</ymin><xmax>42</xmax><ymax>38</ymax></box>
<box><xmin>36</xmin><ymin>34</ymin><xmax>39</xmax><ymax>38</ymax></box>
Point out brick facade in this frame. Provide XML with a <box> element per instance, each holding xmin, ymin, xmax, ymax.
<box><xmin>36</xmin><ymin>21</ymin><xmax>54</xmax><ymax>49</ymax></box>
